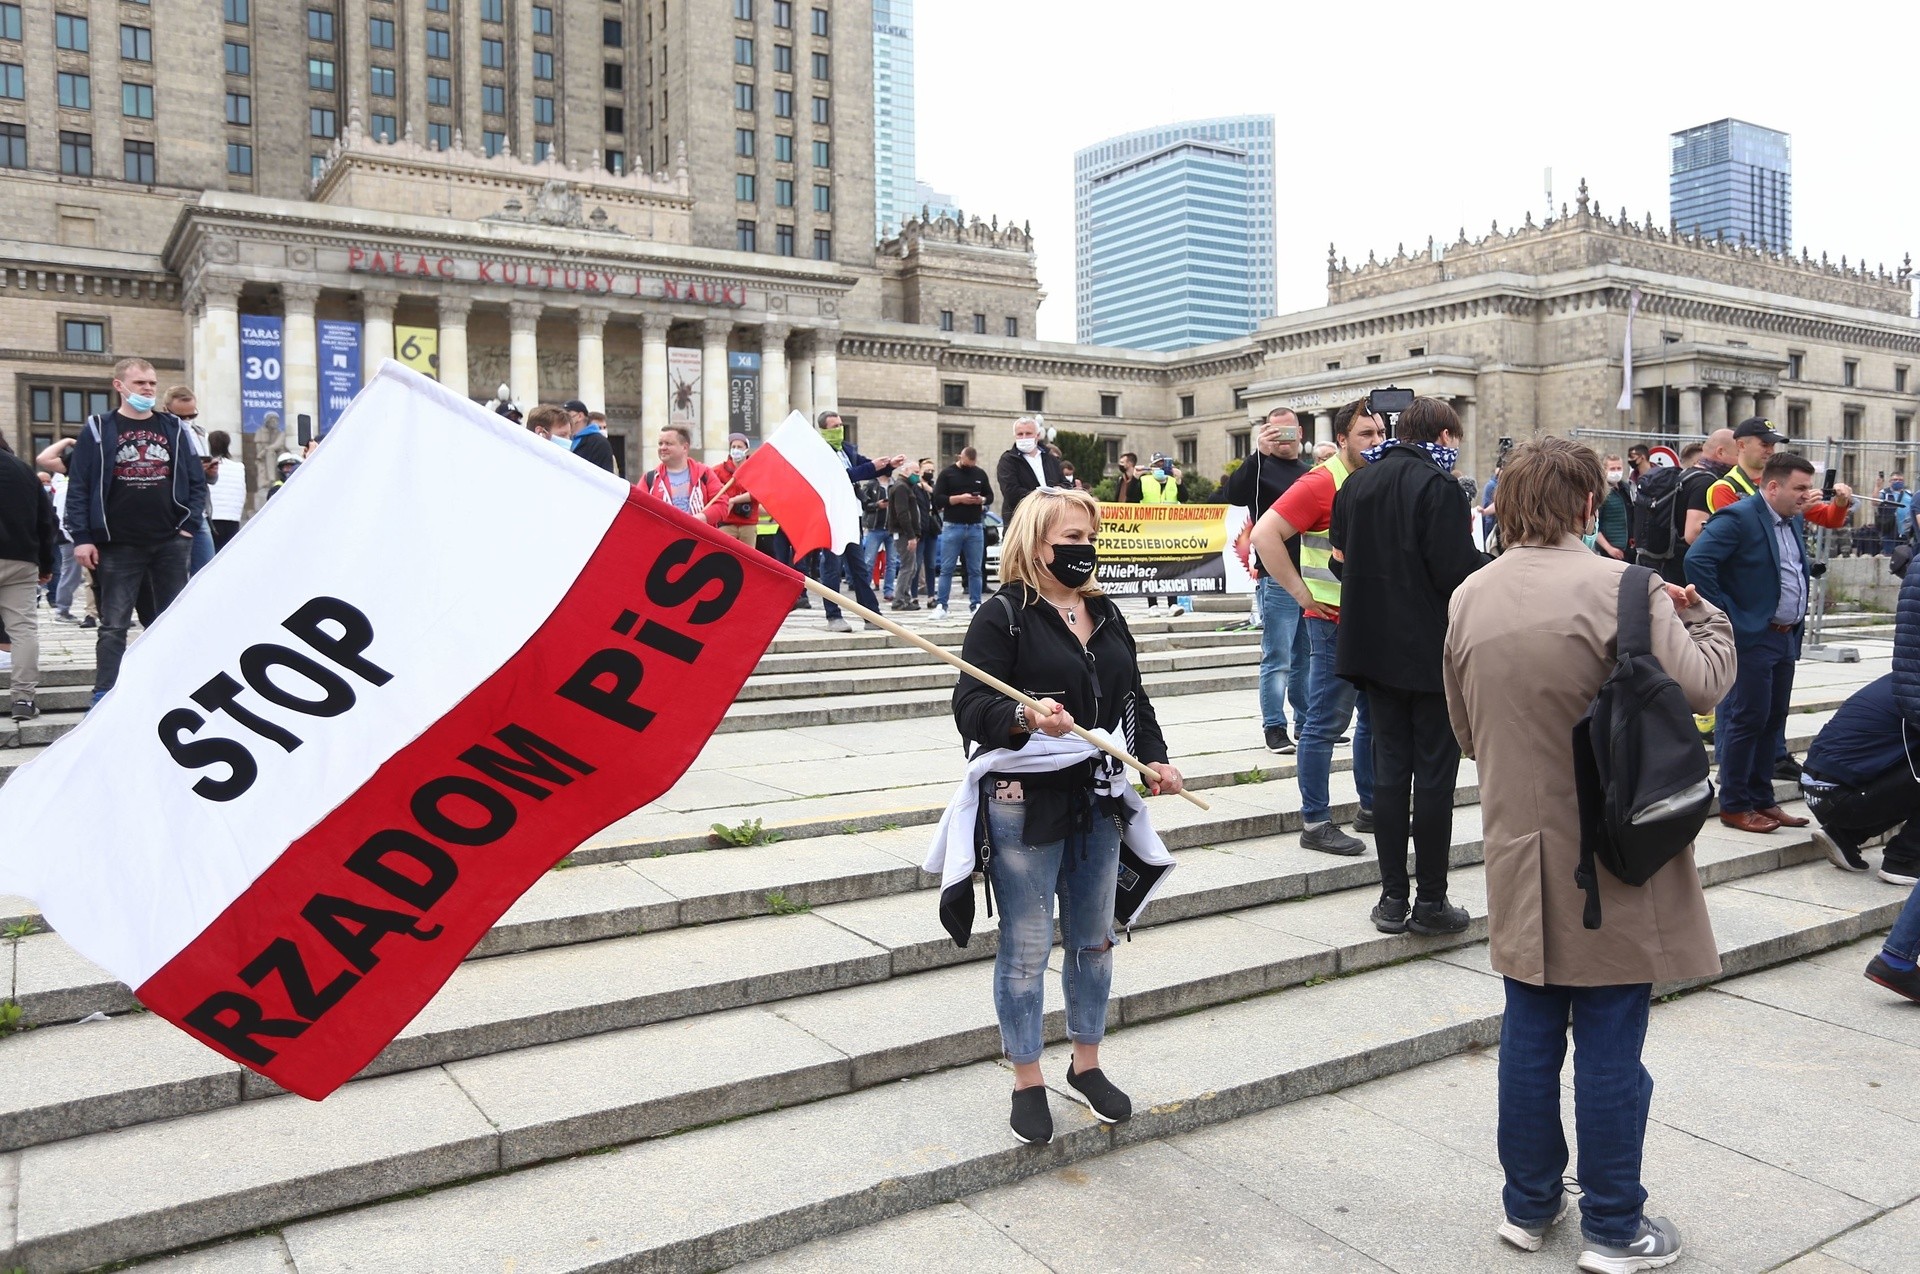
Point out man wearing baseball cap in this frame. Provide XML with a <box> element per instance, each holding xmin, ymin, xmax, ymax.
<box><xmin>1706</xmin><ymin>418</ymin><xmax>1852</xmax><ymax>529</ymax></box>
<box><xmin>563</xmin><ymin>399</ymin><xmax>616</xmax><ymax>473</ymax></box>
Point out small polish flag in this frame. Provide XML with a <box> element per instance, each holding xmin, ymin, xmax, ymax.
<box><xmin>0</xmin><ymin>363</ymin><xmax>801</xmax><ymax>1099</ymax></box>
<box><xmin>731</xmin><ymin>410</ymin><xmax>863</xmax><ymax>557</ymax></box>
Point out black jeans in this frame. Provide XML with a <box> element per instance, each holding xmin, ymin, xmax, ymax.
<box><xmin>95</xmin><ymin>536</ymin><xmax>191</xmax><ymax>699</ymax></box>
<box><xmin>1802</xmin><ymin>762</ymin><xmax>1920</xmax><ymax>868</ymax></box>
<box><xmin>1366</xmin><ymin>684</ymin><xmax>1461</xmax><ymax>903</ymax></box>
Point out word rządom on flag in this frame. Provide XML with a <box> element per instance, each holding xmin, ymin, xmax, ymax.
<box><xmin>0</xmin><ymin>364</ymin><xmax>801</xmax><ymax>1099</ymax></box>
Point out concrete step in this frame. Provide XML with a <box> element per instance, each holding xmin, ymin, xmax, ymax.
<box><xmin>31</xmin><ymin>849</ymin><xmax>1894</xmax><ymax>1274</ymax></box>
<box><xmin>732</xmin><ymin>642</ymin><xmax>1263</xmax><ymax>703</ymax></box>
<box><xmin>2</xmin><ymin>762</ymin><xmax>1439</xmax><ymax>1032</ymax></box>
<box><xmin>0</xmin><ymin>776</ymin><xmax>1481</xmax><ymax>1153</ymax></box>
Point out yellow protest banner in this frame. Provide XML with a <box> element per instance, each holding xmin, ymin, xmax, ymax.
<box><xmin>394</xmin><ymin>326</ymin><xmax>439</xmax><ymax>380</ymax></box>
<box><xmin>1094</xmin><ymin>503</ymin><xmax>1254</xmax><ymax>596</ymax></box>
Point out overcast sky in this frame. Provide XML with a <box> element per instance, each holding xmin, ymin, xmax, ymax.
<box><xmin>914</xmin><ymin>0</ymin><xmax>1919</xmax><ymax>345</ymax></box>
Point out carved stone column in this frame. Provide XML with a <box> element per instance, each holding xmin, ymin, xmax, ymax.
<box><xmin>1730</xmin><ymin>390</ymin><xmax>1756</xmax><ymax>424</ymax></box>
<box><xmin>639</xmin><ymin>311</ymin><xmax>670</xmax><ymax>438</ymax></box>
<box><xmin>361</xmin><ymin>285</ymin><xmax>398</xmax><ymax>373</ymax></box>
<box><xmin>1701</xmin><ymin>387</ymin><xmax>1728</xmax><ymax>432</ymax></box>
<box><xmin>760</xmin><ymin>320</ymin><xmax>790</xmax><ymax>432</ymax></box>
<box><xmin>281</xmin><ymin>283</ymin><xmax>322</xmax><ymax>433</ymax></box>
<box><xmin>698</xmin><ymin>317</ymin><xmax>731</xmax><ymax>454</ymax></box>
<box><xmin>198</xmin><ymin>277</ymin><xmax>245</xmax><ymax>445</ymax></box>
<box><xmin>812</xmin><ymin>324</ymin><xmax>839</xmax><ymax>415</ymax></box>
<box><xmin>789</xmin><ymin>336</ymin><xmax>814</xmax><ymax>422</ymax></box>
<box><xmin>508</xmin><ymin>300</ymin><xmax>543</xmax><ymax>407</ymax></box>
<box><xmin>1754</xmin><ymin>391</ymin><xmax>1778</xmax><ymax>423</ymax></box>
<box><xmin>438</xmin><ymin>295</ymin><xmax>473</xmax><ymax>398</ymax></box>
<box><xmin>1679</xmin><ymin>386</ymin><xmax>1704</xmax><ymax>432</ymax></box>
<box><xmin>575</xmin><ymin>305</ymin><xmax>610</xmax><ymax>412</ymax></box>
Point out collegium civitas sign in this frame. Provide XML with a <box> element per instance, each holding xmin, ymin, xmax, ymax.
<box><xmin>347</xmin><ymin>247</ymin><xmax>749</xmax><ymax>307</ymax></box>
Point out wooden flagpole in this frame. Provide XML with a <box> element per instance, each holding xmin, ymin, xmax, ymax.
<box><xmin>801</xmin><ymin>575</ymin><xmax>1210</xmax><ymax>810</ymax></box>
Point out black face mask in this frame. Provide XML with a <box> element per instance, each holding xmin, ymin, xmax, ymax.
<box><xmin>1046</xmin><ymin>543</ymin><xmax>1097</xmax><ymax>589</ymax></box>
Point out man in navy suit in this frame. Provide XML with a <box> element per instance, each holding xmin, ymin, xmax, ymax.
<box><xmin>1686</xmin><ymin>453</ymin><xmax>1820</xmax><ymax>833</ymax></box>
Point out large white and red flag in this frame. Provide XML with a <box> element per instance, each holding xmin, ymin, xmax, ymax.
<box><xmin>0</xmin><ymin>363</ymin><xmax>799</xmax><ymax>1099</ymax></box>
<box><xmin>730</xmin><ymin>410</ymin><xmax>863</xmax><ymax>556</ymax></box>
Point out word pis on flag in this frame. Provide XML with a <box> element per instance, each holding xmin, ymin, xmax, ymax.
<box><xmin>729</xmin><ymin>410</ymin><xmax>863</xmax><ymax>557</ymax></box>
<box><xmin>0</xmin><ymin>363</ymin><xmax>801</xmax><ymax>1099</ymax></box>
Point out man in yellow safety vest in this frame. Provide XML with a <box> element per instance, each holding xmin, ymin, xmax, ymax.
<box><xmin>1249</xmin><ymin>399</ymin><xmax>1389</xmax><ymax>857</ymax></box>
<box><xmin>1138</xmin><ymin>454</ymin><xmax>1190</xmax><ymax>616</ymax></box>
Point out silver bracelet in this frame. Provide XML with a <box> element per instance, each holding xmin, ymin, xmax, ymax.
<box><xmin>1014</xmin><ymin>704</ymin><xmax>1029</xmax><ymax>733</ymax></box>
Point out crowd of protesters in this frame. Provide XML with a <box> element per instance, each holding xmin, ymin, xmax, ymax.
<box><xmin>12</xmin><ymin>360</ymin><xmax>1920</xmax><ymax>1274</ymax></box>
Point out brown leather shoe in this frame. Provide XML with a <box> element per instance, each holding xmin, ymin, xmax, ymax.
<box><xmin>1759</xmin><ymin>806</ymin><xmax>1810</xmax><ymax>828</ymax></box>
<box><xmin>1720</xmin><ymin>811</ymin><xmax>1781</xmax><ymax>834</ymax></box>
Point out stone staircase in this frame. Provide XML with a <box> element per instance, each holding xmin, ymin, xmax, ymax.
<box><xmin>0</xmin><ymin>612</ymin><xmax>1897</xmax><ymax>1273</ymax></box>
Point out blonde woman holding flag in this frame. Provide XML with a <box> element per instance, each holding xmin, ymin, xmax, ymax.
<box><xmin>929</xmin><ymin>487</ymin><xmax>1184</xmax><ymax>1146</ymax></box>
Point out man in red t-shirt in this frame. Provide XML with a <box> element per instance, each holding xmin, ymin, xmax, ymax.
<box><xmin>1250</xmin><ymin>399</ymin><xmax>1387</xmax><ymax>857</ymax></box>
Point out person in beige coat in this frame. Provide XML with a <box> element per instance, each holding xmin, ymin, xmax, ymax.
<box><xmin>1444</xmin><ymin>437</ymin><xmax>1736</xmax><ymax>1274</ymax></box>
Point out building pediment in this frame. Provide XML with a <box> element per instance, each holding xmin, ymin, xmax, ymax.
<box><xmin>1629</xmin><ymin>341</ymin><xmax>1788</xmax><ymax>393</ymax></box>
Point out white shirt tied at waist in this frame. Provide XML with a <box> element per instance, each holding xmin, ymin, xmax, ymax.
<box><xmin>924</xmin><ymin>731</ymin><xmax>1175</xmax><ymax>926</ymax></box>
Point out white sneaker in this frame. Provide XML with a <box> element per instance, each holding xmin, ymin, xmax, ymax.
<box><xmin>928</xmin><ymin>604</ymin><xmax>949</xmax><ymax>620</ymax></box>
<box><xmin>1498</xmin><ymin>1193</ymin><xmax>1569</xmax><ymax>1252</ymax></box>
<box><xmin>1167</xmin><ymin>603</ymin><xmax>1186</xmax><ymax>617</ymax></box>
<box><xmin>1577</xmin><ymin>1216</ymin><xmax>1682</xmax><ymax>1273</ymax></box>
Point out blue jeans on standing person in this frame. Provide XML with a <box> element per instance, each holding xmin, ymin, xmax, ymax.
<box><xmin>53</xmin><ymin>543</ymin><xmax>80</xmax><ymax>614</ymax></box>
<box><xmin>1883</xmin><ymin>885</ymin><xmax>1920</xmax><ymax>965</ymax></box>
<box><xmin>1719</xmin><ymin>628</ymin><xmax>1796</xmax><ymax>813</ymax></box>
<box><xmin>919</xmin><ymin>530</ymin><xmax>939</xmax><ymax>598</ymax></box>
<box><xmin>817</xmin><ymin>542</ymin><xmax>879</xmax><ymax>622</ymax></box>
<box><xmin>984</xmin><ymin>795</ymin><xmax>1120</xmax><ymax>1065</ymax></box>
<box><xmin>188</xmin><ymin>516</ymin><xmax>216</xmax><ymax>576</ymax></box>
<box><xmin>862</xmin><ymin>527</ymin><xmax>893</xmax><ymax>597</ymax></box>
<box><xmin>937</xmin><ymin>522</ymin><xmax>986</xmax><ymax>610</ymax></box>
<box><xmin>1498</xmin><ymin>978</ymin><xmax>1654</xmax><ymax>1247</ymax></box>
<box><xmin>1256</xmin><ymin>577</ymin><xmax>1310</xmax><ymax>733</ymax></box>
<box><xmin>93</xmin><ymin>536</ymin><xmax>192</xmax><ymax>702</ymax></box>
<box><xmin>1298</xmin><ymin>616</ymin><xmax>1374</xmax><ymax>824</ymax></box>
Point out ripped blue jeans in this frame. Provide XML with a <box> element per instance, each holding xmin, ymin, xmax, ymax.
<box><xmin>984</xmin><ymin>796</ymin><xmax>1120</xmax><ymax>1065</ymax></box>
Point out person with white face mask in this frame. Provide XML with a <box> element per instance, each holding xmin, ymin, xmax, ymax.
<box><xmin>1594</xmin><ymin>455</ymin><xmax>1631</xmax><ymax>560</ymax></box>
<box><xmin>60</xmin><ymin>356</ymin><xmax>209</xmax><ymax>705</ymax></box>
<box><xmin>704</xmin><ymin>432</ymin><xmax>762</xmax><ymax>548</ymax></box>
<box><xmin>995</xmin><ymin>416</ymin><xmax>1065</xmax><ymax>523</ymax></box>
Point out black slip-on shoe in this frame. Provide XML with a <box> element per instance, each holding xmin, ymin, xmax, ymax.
<box><xmin>1010</xmin><ymin>1085</ymin><xmax>1053</xmax><ymax>1145</ymax></box>
<box><xmin>1370</xmin><ymin>895</ymin><xmax>1410</xmax><ymax>934</ymax></box>
<box><xmin>1410</xmin><ymin>898</ymin><xmax>1471</xmax><ymax>935</ymax></box>
<box><xmin>1866</xmin><ymin>954</ymin><xmax>1920</xmax><ymax>1004</ymax></box>
<box><xmin>1065</xmin><ymin>1061</ymin><xmax>1132</xmax><ymax>1123</ymax></box>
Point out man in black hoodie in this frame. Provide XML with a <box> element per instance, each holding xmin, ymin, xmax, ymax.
<box><xmin>1330</xmin><ymin>396</ymin><xmax>1486</xmax><ymax>936</ymax></box>
<box><xmin>65</xmin><ymin>357</ymin><xmax>209</xmax><ymax>704</ymax></box>
<box><xmin>0</xmin><ymin>434</ymin><xmax>59</xmax><ymax>721</ymax></box>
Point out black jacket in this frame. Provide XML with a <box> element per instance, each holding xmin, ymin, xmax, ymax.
<box><xmin>995</xmin><ymin>446</ymin><xmax>1065</xmax><ymax>521</ymax></box>
<box><xmin>930</xmin><ymin>463</ymin><xmax>993</xmax><ymax>525</ymax></box>
<box><xmin>1329</xmin><ymin>445</ymin><xmax>1487</xmax><ymax>694</ymax></box>
<box><xmin>64</xmin><ymin>410</ymin><xmax>209</xmax><ymax>546</ymax></box>
<box><xmin>569</xmin><ymin>427</ymin><xmax>615</xmax><ymax>473</ymax></box>
<box><xmin>954</xmin><ymin>586</ymin><xmax>1169</xmax><ymax>769</ymax></box>
<box><xmin>0</xmin><ymin>451</ymin><xmax>58</xmax><ymax>577</ymax></box>
<box><xmin>1225</xmin><ymin>451</ymin><xmax>1310</xmax><ymax>571</ymax></box>
<box><xmin>885</xmin><ymin>479</ymin><xmax>928</xmax><ymax>537</ymax></box>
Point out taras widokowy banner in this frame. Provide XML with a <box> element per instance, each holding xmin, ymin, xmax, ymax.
<box><xmin>239</xmin><ymin>315</ymin><xmax>284</xmax><ymax>435</ymax></box>
<box><xmin>1093</xmin><ymin>502</ymin><xmax>1254</xmax><ymax>596</ymax></box>
<box><xmin>0</xmin><ymin>364</ymin><xmax>802</xmax><ymax>1099</ymax></box>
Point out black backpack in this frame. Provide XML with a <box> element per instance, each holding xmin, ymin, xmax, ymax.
<box><xmin>1632</xmin><ymin>468</ymin><xmax>1687</xmax><ymax>561</ymax></box>
<box><xmin>1571</xmin><ymin>565</ymin><xmax>1714</xmax><ymax>928</ymax></box>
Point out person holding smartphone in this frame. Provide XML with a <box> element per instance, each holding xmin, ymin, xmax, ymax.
<box><xmin>1225</xmin><ymin>408</ymin><xmax>1312</xmax><ymax>753</ymax></box>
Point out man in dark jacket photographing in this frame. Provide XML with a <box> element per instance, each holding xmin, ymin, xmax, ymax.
<box><xmin>1330</xmin><ymin>396</ymin><xmax>1486</xmax><ymax>935</ymax></box>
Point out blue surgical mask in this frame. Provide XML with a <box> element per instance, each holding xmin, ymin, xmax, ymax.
<box><xmin>730</xmin><ymin>446</ymin><xmax>749</xmax><ymax>463</ymax></box>
<box><xmin>127</xmin><ymin>393</ymin><xmax>157</xmax><ymax>413</ymax></box>
<box><xmin>549</xmin><ymin>433</ymin><xmax>571</xmax><ymax>448</ymax></box>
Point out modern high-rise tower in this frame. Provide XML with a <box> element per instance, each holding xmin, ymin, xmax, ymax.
<box><xmin>871</xmin><ymin>0</ymin><xmax>915</xmax><ymax>237</ymax></box>
<box><xmin>1669</xmin><ymin>119</ymin><xmax>1792</xmax><ymax>253</ymax></box>
<box><xmin>1074</xmin><ymin>115</ymin><xmax>1275</xmax><ymax>350</ymax></box>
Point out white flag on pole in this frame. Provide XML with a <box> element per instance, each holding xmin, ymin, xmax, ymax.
<box><xmin>1617</xmin><ymin>287</ymin><xmax>1641</xmax><ymax>412</ymax></box>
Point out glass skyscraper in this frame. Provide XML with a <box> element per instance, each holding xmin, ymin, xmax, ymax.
<box><xmin>1074</xmin><ymin>116</ymin><xmax>1275</xmax><ymax>351</ymax></box>
<box><xmin>1670</xmin><ymin>119</ymin><xmax>1792</xmax><ymax>254</ymax></box>
<box><xmin>872</xmin><ymin>0</ymin><xmax>917</xmax><ymax>238</ymax></box>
